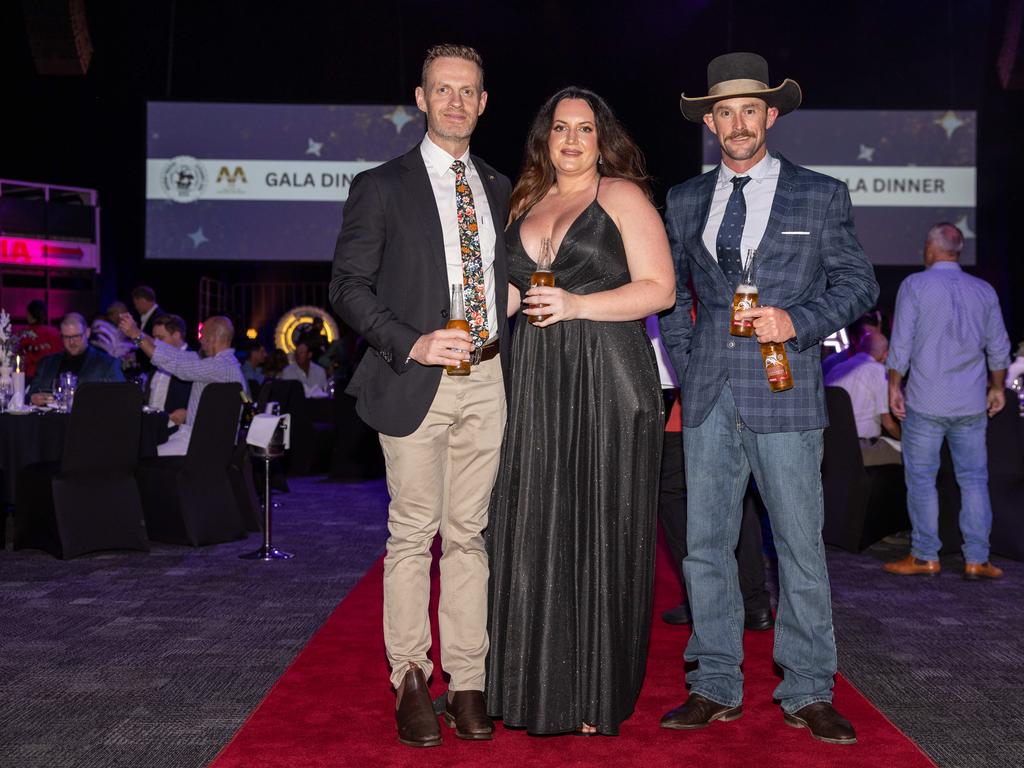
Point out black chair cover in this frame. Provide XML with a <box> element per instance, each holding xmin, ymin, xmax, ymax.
<box><xmin>137</xmin><ymin>382</ymin><xmax>246</xmax><ymax>546</ymax></box>
<box><xmin>821</xmin><ymin>386</ymin><xmax>909</xmax><ymax>552</ymax></box>
<box><xmin>936</xmin><ymin>389</ymin><xmax>1024</xmax><ymax>560</ymax></box>
<box><xmin>13</xmin><ymin>382</ymin><xmax>149</xmax><ymax>558</ymax></box>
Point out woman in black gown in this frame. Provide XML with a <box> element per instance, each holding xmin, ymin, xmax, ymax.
<box><xmin>486</xmin><ymin>87</ymin><xmax>675</xmax><ymax>735</ymax></box>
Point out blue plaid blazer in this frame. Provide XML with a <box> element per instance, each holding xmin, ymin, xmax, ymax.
<box><xmin>659</xmin><ymin>153</ymin><xmax>878</xmax><ymax>433</ymax></box>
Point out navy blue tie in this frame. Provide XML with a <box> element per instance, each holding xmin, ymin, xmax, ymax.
<box><xmin>716</xmin><ymin>175</ymin><xmax>752</xmax><ymax>283</ymax></box>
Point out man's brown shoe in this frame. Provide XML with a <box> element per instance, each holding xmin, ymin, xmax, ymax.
<box><xmin>964</xmin><ymin>561</ymin><xmax>1004</xmax><ymax>580</ymax></box>
<box><xmin>883</xmin><ymin>554</ymin><xmax>940</xmax><ymax>576</ymax></box>
<box><xmin>395</xmin><ymin>664</ymin><xmax>441</xmax><ymax>747</ymax></box>
<box><xmin>784</xmin><ymin>702</ymin><xmax>857</xmax><ymax>745</ymax></box>
<box><xmin>443</xmin><ymin>690</ymin><xmax>494</xmax><ymax>740</ymax></box>
<box><xmin>660</xmin><ymin>693</ymin><xmax>742</xmax><ymax>730</ymax></box>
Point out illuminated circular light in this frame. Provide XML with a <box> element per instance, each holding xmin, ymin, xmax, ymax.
<box><xmin>246</xmin><ymin>328</ymin><xmax>258</xmax><ymax>340</ymax></box>
<box><xmin>273</xmin><ymin>305</ymin><xmax>339</xmax><ymax>353</ymax></box>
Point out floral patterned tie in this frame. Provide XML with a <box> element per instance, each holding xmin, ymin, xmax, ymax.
<box><xmin>451</xmin><ymin>159</ymin><xmax>489</xmax><ymax>348</ymax></box>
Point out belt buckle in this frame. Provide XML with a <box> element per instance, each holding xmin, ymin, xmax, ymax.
<box><xmin>470</xmin><ymin>345</ymin><xmax>483</xmax><ymax>366</ymax></box>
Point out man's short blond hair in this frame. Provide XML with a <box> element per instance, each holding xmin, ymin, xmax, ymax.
<box><xmin>421</xmin><ymin>44</ymin><xmax>484</xmax><ymax>88</ymax></box>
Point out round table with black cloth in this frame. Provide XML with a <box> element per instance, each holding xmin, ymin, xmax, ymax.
<box><xmin>0</xmin><ymin>410</ymin><xmax>170</xmax><ymax>506</ymax></box>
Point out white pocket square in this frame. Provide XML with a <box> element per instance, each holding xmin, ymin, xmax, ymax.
<box><xmin>781</xmin><ymin>231</ymin><xmax>811</xmax><ymax>235</ymax></box>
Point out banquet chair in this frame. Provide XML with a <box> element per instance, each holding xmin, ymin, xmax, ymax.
<box><xmin>257</xmin><ymin>379</ymin><xmax>333</xmax><ymax>475</ymax></box>
<box><xmin>228</xmin><ymin>440</ymin><xmax>262</xmax><ymax>533</ymax></box>
<box><xmin>13</xmin><ymin>382</ymin><xmax>149</xmax><ymax>559</ymax></box>
<box><xmin>821</xmin><ymin>386</ymin><xmax>910</xmax><ymax>552</ymax></box>
<box><xmin>136</xmin><ymin>382</ymin><xmax>247</xmax><ymax>546</ymax></box>
<box><xmin>936</xmin><ymin>389</ymin><xmax>1024</xmax><ymax>561</ymax></box>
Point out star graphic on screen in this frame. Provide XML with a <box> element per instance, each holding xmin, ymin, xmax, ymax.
<box><xmin>187</xmin><ymin>227</ymin><xmax>209</xmax><ymax>248</ymax></box>
<box><xmin>306</xmin><ymin>138</ymin><xmax>324</xmax><ymax>157</ymax></box>
<box><xmin>384</xmin><ymin>105</ymin><xmax>417</xmax><ymax>133</ymax></box>
<box><xmin>935</xmin><ymin>110</ymin><xmax>965</xmax><ymax>139</ymax></box>
<box><xmin>954</xmin><ymin>215</ymin><xmax>976</xmax><ymax>239</ymax></box>
<box><xmin>857</xmin><ymin>144</ymin><xmax>875</xmax><ymax>162</ymax></box>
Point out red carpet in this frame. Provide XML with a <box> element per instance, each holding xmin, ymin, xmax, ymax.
<box><xmin>211</xmin><ymin>541</ymin><xmax>936</xmax><ymax>768</ymax></box>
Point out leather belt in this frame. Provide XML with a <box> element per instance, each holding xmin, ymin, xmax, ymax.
<box><xmin>474</xmin><ymin>340</ymin><xmax>500</xmax><ymax>364</ymax></box>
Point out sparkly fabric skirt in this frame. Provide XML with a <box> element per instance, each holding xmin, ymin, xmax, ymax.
<box><xmin>484</xmin><ymin>316</ymin><xmax>662</xmax><ymax>735</ymax></box>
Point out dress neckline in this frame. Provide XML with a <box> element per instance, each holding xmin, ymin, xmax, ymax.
<box><xmin>517</xmin><ymin>198</ymin><xmax>612</xmax><ymax>268</ymax></box>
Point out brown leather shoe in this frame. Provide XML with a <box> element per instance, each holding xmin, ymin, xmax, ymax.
<box><xmin>660</xmin><ymin>693</ymin><xmax>742</xmax><ymax>730</ymax></box>
<box><xmin>784</xmin><ymin>702</ymin><xmax>857</xmax><ymax>745</ymax></box>
<box><xmin>964</xmin><ymin>561</ymin><xmax>1004</xmax><ymax>580</ymax></box>
<box><xmin>395</xmin><ymin>664</ymin><xmax>441</xmax><ymax>748</ymax></box>
<box><xmin>443</xmin><ymin>690</ymin><xmax>494</xmax><ymax>740</ymax></box>
<box><xmin>883</xmin><ymin>554</ymin><xmax>940</xmax><ymax>576</ymax></box>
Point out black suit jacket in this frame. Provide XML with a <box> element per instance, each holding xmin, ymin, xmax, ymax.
<box><xmin>28</xmin><ymin>346</ymin><xmax>126</xmax><ymax>394</ymax></box>
<box><xmin>330</xmin><ymin>145</ymin><xmax>512</xmax><ymax>437</ymax></box>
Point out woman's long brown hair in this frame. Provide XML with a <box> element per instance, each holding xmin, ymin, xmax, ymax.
<box><xmin>508</xmin><ymin>86</ymin><xmax>652</xmax><ymax>223</ymax></box>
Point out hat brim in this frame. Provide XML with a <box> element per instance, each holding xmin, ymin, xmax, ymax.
<box><xmin>679</xmin><ymin>78</ymin><xmax>802</xmax><ymax>122</ymax></box>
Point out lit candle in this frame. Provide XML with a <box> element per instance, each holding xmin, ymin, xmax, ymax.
<box><xmin>15</xmin><ymin>354</ymin><xmax>21</xmax><ymax>373</ymax></box>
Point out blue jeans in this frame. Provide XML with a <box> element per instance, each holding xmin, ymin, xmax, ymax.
<box><xmin>682</xmin><ymin>384</ymin><xmax>836</xmax><ymax>713</ymax></box>
<box><xmin>902</xmin><ymin>407</ymin><xmax>992</xmax><ymax>564</ymax></box>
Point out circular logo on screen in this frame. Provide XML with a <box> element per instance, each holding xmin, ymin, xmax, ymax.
<box><xmin>161</xmin><ymin>156</ymin><xmax>207</xmax><ymax>203</ymax></box>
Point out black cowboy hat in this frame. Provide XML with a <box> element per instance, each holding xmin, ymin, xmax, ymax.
<box><xmin>680</xmin><ymin>52</ymin><xmax>802</xmax><ymax>122</ymax></box>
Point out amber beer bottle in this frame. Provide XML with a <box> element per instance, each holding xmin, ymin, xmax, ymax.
<box><xmin>528</xmin><ymin>237</ymin><xmax>555</xmax><ymax>325</ymax></box>
<box><xmin>730</xmin><ymin>254</ymin><xmax>758</xmax><ymax>337</ymax></box>
<box><xmin>445</xmin><ymin>284</ymin><xmax>471</xmax><ymax>376</ymax></box>
<box><xmin>760</xmin><ymin>341</ymin><xmax>794</xmax><ymax>392</ymax></box>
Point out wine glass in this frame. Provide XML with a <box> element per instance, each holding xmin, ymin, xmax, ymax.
<box><xmin>63</xmin><ymin>372</ymin><xmax>78</xmax><ymax>413</ymax></box>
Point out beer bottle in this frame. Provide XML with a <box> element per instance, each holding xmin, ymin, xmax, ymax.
<box><xmin>529</xmin><ymin>237</ymin><xmax>556</xmax><ymax>325</ymax></box>
<box><xmin>445</xmin><ymin>283</ymin><xmax>471</xmax><ymax>376</ymax></box>
<box><xmin>730</xmin><ymin>253</ymin><xmax>759</xmax><ymax>337</ymax></box>
<box><xmin>760</xmin><ymin>341</ymin><xmax>794</xmax><ymax>392</ymax></box>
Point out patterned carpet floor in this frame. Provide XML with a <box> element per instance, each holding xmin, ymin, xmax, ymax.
<box><xmin>1</xmin><ymin>477</ymin><xmax>1021</xmax><ymax>768</ymax></box>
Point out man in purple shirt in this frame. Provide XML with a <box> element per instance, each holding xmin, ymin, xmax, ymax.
<box><xmin>884</xmin><ymin>223</ymin><xmax>1011</xmax><ymax>580</ymax></box>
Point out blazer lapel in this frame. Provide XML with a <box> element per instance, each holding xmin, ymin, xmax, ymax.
<box><xmin>400</xmin><ymin>148</ymin><xmax>448</xmax><ymax>285</ymax></box>
<box><xmin>691</xmin><ymin>168</ymin><xmax>731</xmax><ymax>292</ymax></box>
<box><xmin>755</xmin><ymin>152</ymin><xmax>796</xmax><ymax>260</ymax></box>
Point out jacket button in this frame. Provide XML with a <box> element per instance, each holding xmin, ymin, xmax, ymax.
<box><xmin>441</xmin><ymin>309</ymin><xmax>449</xmax><ymax>319</ymax></box>
<box><xmin>727</xmin><ymin>340</ymin><xmax>736</xmax><ymax>349</ymax></box>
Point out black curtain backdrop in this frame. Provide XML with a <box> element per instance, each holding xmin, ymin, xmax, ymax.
<box><xmin>2</xmin><ymin>0</ymin><xmax>1021</xmax><ymax>344</ymax></box>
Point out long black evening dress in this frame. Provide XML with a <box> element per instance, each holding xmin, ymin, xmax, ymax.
<box><xmin>485</xmin><ymin>193</ymin><xmax>663</xmax><ymax>735</ymax></box>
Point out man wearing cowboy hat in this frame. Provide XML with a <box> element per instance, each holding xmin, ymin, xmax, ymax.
<box><xmin>659</xmin><ymin>52</ymin><xmax>878</xmax><ymax>745</ymax></box>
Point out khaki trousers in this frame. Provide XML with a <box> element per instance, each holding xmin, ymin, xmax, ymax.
<box><xmin>378</xmin><ymin>354</ymin><xmax>505</xmax><ymax>691</ymax></box>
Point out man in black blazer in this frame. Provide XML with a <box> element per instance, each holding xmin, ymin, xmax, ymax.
<box><xmin>28</xmin><ymin>312</ymin><xmax>125</xmax><ymax>403</ymax></box>
<box><xmin>132</xmin><ymin>286</ymin><xmax>161</xmax><ymax>373</ymax></box>
<box><xmin>330</xmin><ymin>44</ymin><xmax>510</xmax><ymax>748</ymax></box>
<box><xmin>148</xmin><ymin>314</ymin><xmax>193</xmax><ymax>421</ymax></box>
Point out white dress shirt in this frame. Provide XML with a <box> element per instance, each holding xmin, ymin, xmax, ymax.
<box><xmin>148</xmin><ymin>342</ymin><xmax>191</xmax><ymax>411</ymax></box>
<box><xmin>825</xmin><ymin>352</ymin><xmax>889</xmax><ymax>439</ymax></box>
<box><xmin>702</xmin><ymin>153</ymin><xmax>781</xmax><ymax>269</ymax></box>
<box><xmin>281</xmin><ymin>361</ymin><xmax>329</xmax><ymax>396</ymax></box>
<box><xmin>139</xmin><ymin>304</ymin><xmax>159</xmax><ymax>330</ymax></box>
<box><xmin>420</xmin><ymin>134</ymin><xmax>499</xmax><ymax>341</ymax></box>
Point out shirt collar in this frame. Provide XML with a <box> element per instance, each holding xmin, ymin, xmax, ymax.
<box><xmin>928</xmin><ymin>261</ymin><xmax>962</xmax><ymax>271</ymax></box>
<box><xmin>421</xmin><ymin>134</ymin><xmax>473</xmax><ymax>179</ymax></box>
<box><xmin>717</xmin><ymin>152</ymin><xmax>779</xmax><ymax>188</ymax></box>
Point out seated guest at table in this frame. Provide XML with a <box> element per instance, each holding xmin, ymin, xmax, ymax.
<box><xmin>262</xmin><ymin>348</ymin><xmax>289</xmax><ymax>379</ymax></box>
<box><xmin>825</xmin><ymin>331</ymin><xmax>902</xmax><ymax>466</ymax></box>
<box><xmin>28</xmin><ymin>313</ymin><xmax>125</xmax><ymax>404</ymax></box>
<box><xmin>17</xmin><ymin>299</ymin><xmax>61</xmax><ymax>381</ymax></box>
<box><xmin>148</xmin><ymin>314</ymin><xmax>194</xmax><ymax>425</ymax></box>
<box><xmin>105</xmin><ymin>301</ymin><xmax>131</xmax><ymax>326</ymax></box>
<box><xmin>821</xmin><ymin>310</ymin><xmax>883</xmax><ymax>377</ymax></box>
<box><xmin>119</xmin><ymin>313</ymin><xmax>245</xmax><ymax>456</ymax></box>
<box><xmin>240</xmin><ymin>340</ymin><xmax>267</xmax><ymax>387</ymax></box>
<box><xmin>280</xmin><ymin>341</ymin><xmax>328</xmax><ymax>396</ymax></box>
